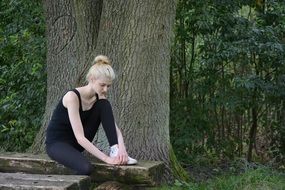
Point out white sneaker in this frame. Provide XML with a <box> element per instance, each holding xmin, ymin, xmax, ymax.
<box><xmin>110</xmin><ymin>145</ymin><xmax>138</xmax><ymax>165</ymax></box>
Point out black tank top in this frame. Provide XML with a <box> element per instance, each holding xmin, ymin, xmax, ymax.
<box><xmin>45</xmin><ymin>89</ymin><xmax>98</xmax><ymax>150</ymax></box>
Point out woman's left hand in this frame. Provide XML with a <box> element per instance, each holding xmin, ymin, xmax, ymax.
<box><xmin>116</xmin><ymin>146</ymin><xmax>128</xmax><ymax>165</ymax></box>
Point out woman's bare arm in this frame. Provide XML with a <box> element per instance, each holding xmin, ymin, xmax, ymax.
<box><xmin>63</xmin><ymin>91</ymin><xmax>119</xmax><ymax>164</ymax></box>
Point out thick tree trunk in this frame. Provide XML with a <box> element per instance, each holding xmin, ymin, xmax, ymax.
<box><xmin>93</xmin><ymin>0</ymin><xmax>176</xmax><ymax>181</ymax></box>
<box><xmin>30</xmin><ymin>0</ymin><xmax>103</xmax><ymax>152</ymax></box>
<box><xmin>31</xmin><ymin>0</ymin><xmax>176</xmax><ymax>181</ymax></box>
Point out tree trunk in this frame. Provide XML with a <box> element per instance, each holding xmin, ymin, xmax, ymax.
<box><xmin>92</xmin><ymin>0</ymin><xmax>176</xmax><ymax>181</ymax></box>
<box><xmin>30</xmin><ymin>0</ymin><xmax>103</xmax><ymax>152</ymax></box>
<box><xmin>31</xmin><ymin>0</ymin><xmax>177</xmax><ymax>181</ymax></box>
<box><xmin>280</xmin><ymin>100</ymin><xmax>285</xmax><ymax>154</ymax></box>
<box><xmin>247</xmin><ymin>96</ymin><xmax>258</xmax><ymax>162</ymax></box>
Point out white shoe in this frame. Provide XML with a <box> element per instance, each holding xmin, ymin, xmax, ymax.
<box><xmin>110</xmin><ymin>145</ymin><xmax>138</xmax><ymax>165</ymax></box>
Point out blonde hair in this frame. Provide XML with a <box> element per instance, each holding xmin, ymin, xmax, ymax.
<box><xmin>86</xmin><ymin>55</ymin><xmax>115</xmax><ymax>81</ymax></box>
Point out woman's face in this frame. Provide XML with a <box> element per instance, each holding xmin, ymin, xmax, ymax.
<box><xmin>92</xmin><ymin>77</ymin><xmax>112</xmax><ymax>98</ymax></box>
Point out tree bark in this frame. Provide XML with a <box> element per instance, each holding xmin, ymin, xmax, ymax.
<box><xmin>92</xmin><ymin>0</ymin><xmax>176</xmax><ymax>181</ymax></box>
<box><xmin>280</xmin><ymin>100</ymin><xmax>285</xmax><ymax>155</ymax></box>
<box><xmin>247</xmin><ymin>89</ymin><xmax>258</xmax><ymax>162</ymax></box>
<box><xmin>30</xmin><ymin>0</ymin><xmax>103</xmax><ymax>152</ymax></box>
<box><xmin>31</xmin><ymin>0</ymin><xmax>177</xmax><ymax>181</ymax></box>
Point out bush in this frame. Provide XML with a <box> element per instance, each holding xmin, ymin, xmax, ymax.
<box><xmin>0</xmin><ymin>0</ymin><xmax>46</xmax><ymax>151</ymax></box>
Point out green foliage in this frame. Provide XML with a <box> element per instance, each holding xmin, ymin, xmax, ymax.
<box><xmin>201</xmin><ymin>168</ymin><xmax>285</xmax><ymax>190</ymax></box>
<box><xmin>151</xmin><ymin>167</ymin><xmax>285</xmax><ymax>190</ymax></box>
<box><xmin>0</xmin><ymin>0</ymin><xmax>46</xmax><ymax>151</ymax></box>
<box><xmin>170</xmin><ymin>0</ymin><xmax>285</xmax><ymax>165</ymax></box>
<box><xmin>170</xmin><ymin>144</ymin><xmax>190</xmax><ymax>182</ymax></box>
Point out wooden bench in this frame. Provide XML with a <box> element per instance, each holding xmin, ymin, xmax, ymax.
<box><xmin>0</xmin><ymin>152</ymin><xmax>164</xmax><ymax>189</ymax></box>
<box><xmin>0</xmin><ymin>172</ymin><xmax>90</xmax><ymax>190</ymax></box>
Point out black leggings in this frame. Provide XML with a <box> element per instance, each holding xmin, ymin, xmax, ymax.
<box><xmin>46</xmin><ymin>99</ymin><xmax>118</xmax><ymax>175</ymax></box>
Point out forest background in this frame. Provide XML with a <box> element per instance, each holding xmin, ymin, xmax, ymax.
<box><xmin>0</xmin><ymin>0</ymin><xmax>284</xmax><ymax>189</ymax></box>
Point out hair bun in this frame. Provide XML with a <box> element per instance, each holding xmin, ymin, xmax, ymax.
<box><xmin>94</xmin><ymin>55</ymin><xmax>110</xmax><ymax>65</ymax></box>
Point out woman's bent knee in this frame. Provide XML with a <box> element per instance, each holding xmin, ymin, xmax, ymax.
<box><xmin>95</xmin><ymin>99</ymin><xmax>111</xmax><ymax>107</ymax></box>
<box><xmin>77</xmin><ymin>162</ymin><xmax>93</xmax><ymax>175</ymax></box>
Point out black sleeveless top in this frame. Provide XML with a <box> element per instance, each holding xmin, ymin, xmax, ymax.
<box><xmin>45</xmin><ymin>89</ymin><xmax>99</xmax><ymax>150</ymax></box>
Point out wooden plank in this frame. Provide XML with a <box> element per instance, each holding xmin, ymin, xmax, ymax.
<box><xmin>0</xmin><ymin>153</ymin><xmax>71</xmax><ymax>175</ymax></box>
<box><xmin>0</xmin><ymin>172</ymin><xmax>91</xmax><ymax>190</ymax></box>
<box><xmin>0</xmin><ymin>152</ymin><xmax>164</xmax><ymax>186</ymax></box>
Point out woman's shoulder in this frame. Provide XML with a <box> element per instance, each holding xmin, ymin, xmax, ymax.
<box><xmin>62</xmin><ymin>90</ymin><xmax>80</xmax><ymax>108</ymax></box>
<box><xmin>64</xmin><ymin>89</ymin><xmax>79</xmax><ymax>99</ymax></box>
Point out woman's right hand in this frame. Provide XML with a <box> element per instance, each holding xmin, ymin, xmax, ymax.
<box><xmin>104</xmin><ymin>156</ymin><xmax>121</xmax><ymax>165</ymax></box>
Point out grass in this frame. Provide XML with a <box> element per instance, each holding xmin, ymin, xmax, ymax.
<box><xmin>151</xmin><ymin>167</ymin><xmax>285</xmax><ymax>190</ymax></box>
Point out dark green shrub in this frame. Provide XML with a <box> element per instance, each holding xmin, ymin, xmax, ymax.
<box><xmin>0</xmin><ymin>0</ymin><xmax>46</xmax><ymax>151</ymax></box>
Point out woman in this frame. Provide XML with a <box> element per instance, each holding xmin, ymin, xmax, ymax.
<box><xmin>45</xmin><ymin>55</ymin><xmax>137</xmax><ymax>175</ymax></box>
